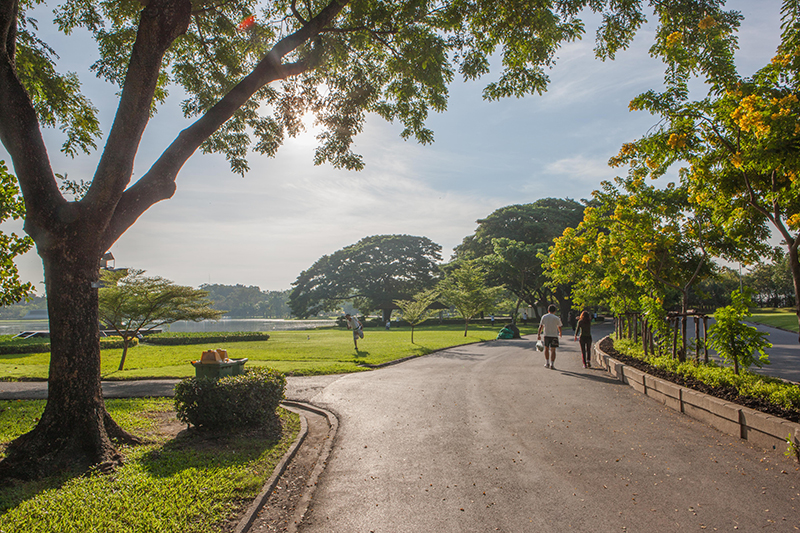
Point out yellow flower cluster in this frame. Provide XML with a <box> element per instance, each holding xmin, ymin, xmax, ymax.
<box><xmin>787</xmin><ymin>213</ymin><xmax>800</xmax><ymax>230</ymax></box>
<box><xmin>731</xmin><ymin>95</ymin><xmax>771</xmax><ymax>137</ymax></box>
<box><xmin>731</xmin><ymin>153</ymin><xmax>743</xmax><ymax>168</ymax></box>
<box><xmin>698</xmin><ymin>16</ymin><xmax>716</xmax><ymax>30</ymax></box>
<box><xmin>666</xmin><ymin>31</ymin><xmax>683</xmax><ymax>48</ymax></box>
<box><xmin>667</xmin><ymin>133</ymin><xmax>687</xmax><ymax>149</ymax></box>
<box><xmin>772</xmin><ymin>53</ymin><xmax>792</xmax><ymax>67</ymax></box>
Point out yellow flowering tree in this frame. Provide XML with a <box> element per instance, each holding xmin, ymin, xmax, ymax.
<box><xmin>613</xmin><ymin>1</ymin><xmax>800</xmax><ymax>339</ymax></box>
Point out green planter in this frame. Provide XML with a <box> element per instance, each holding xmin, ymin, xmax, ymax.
<box><xmin>191</xmin><ymin>358</ymin><xmax>248</xmax><ymax>380</ymax></box>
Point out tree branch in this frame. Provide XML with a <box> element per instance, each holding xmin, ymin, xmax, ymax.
<box><xmin>102</xmin><ymin>0</ymin><xmax>349</xmax><ymax>249</ymax></box>
<box><xmin>0</xmin><ymin>0</ymin><xmax>64</xmax><ymax>241</ymax></box>
<box><xmin>83</xmin><ymin>0</ymin><xmax>192</xmax><ymax>223</ymax></box>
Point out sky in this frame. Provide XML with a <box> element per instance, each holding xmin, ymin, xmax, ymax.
<box><xmin>0</xmin><ymin>1</ymin><xmax>783</xmax><ymax>294</ymax></box>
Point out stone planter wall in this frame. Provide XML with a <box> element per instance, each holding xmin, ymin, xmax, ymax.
<box><xmin>594</xmin><ymin>337</ymin><xmax>800</xmax><ymax>455</ymax></box>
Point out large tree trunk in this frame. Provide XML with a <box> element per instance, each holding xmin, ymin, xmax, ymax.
<box><xmin>0</xmin><ymin>249</ymin><xmax>138</xmax><ymax>481</ymax></box>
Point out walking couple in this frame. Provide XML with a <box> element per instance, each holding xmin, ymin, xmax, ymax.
<box><xmin>537</xmin><ymin>305</ymin><xmax>593</xmax><ymax>369</ymax></box>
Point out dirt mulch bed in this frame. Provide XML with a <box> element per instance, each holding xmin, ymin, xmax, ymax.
<box><xmin>599</xmin><ymin>337</ymin><xmax>800</xmax><ymax>424</ymax></box>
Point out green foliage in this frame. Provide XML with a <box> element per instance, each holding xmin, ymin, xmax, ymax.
<box><xmin>99</xmin><ymin>269</ymin><xmax>224</xmax><ymax>370</ymax></box>
<box><xmin>615</xmin><ymin>338</ymin><xmax>799</xmax><ymax>413</ymax></box>
<box><xmin>0</xmin><ymin>162</ymin><xmax>34</xmax><ymax>307</ymax></box>
<box><xmin>707</xmin><ymin>290</ymin><xmax>772</xmax><ymax>374</ymax></box>
<box><xmin>394</xmin><ymin>289</ymin><xmax>439</xmax><ymax>343</ymax></box>
<box><xmin>174</xmin><ymin>367</ymin><xmax>286</xmax><ymax>430</ymax></box>
<box><xmin>144</xmin><ymin>331</ymin><xmax>271</xmax><ymax>346</ymax></box>
<box><xmin>200</xmin><ymin>284</ymin><xmax>291</xmax><ymax>318</ymax></box>
<box><xmin>611</xmin><ymin>1</ymin><xmax>800</xmax><ymax>331</ymax></box>
<box><xmin>0</xmin><ymin>399</ymin><xmax>301</xmax><ymax>531</ymax></box>
<box><xmin>437</xmin><ymin>262</ymin><xmax>504</xmax><ymax>336</ymax></box>
<box><xmin>290</xmin><ymin>234</ymin><xmax>442</xmax><ymax>319</ymax></box>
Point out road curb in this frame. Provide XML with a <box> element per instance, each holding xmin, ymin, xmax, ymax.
<box><xmin>594</xmin><ymin>336</ymin><xmax>800</xmax><ymax>458</ymax></box>
<box><xmin>234</xmin><ymin>402</ymin><xmax>309</xmax><ymax>533</ymax></box>
<box><xmin>235</xmin><ymin>400</ymin><xmax>338</xmax><ymax>533</ymax></box>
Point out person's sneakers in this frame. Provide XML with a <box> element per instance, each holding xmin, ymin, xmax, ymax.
<box><xmin>550</xmin><ymin>363</ymin><xmax>556</xmax><ymax>370</ymax></box>
<box><xmin>582</xmin><ymin>363</ymin><xmax>587</xmax><ymax>368</ymax></box>
<box><xmin>544</xmin><ymin>362</ymin><xmax>551</xmax><ymax>368</ymax></box>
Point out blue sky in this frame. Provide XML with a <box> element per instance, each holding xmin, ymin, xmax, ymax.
<box><xmin>0</xmin><ymin>1</ymin><xmax>782</xmax><ymax>293</ymax></box>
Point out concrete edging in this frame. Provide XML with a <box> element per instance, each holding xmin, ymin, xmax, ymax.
<box><xmin>593</xmin><ymin>336</ymin><xmax>800</xmax><ymax>455</ymax></box>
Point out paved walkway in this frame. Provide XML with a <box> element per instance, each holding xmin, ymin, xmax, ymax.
<box><xmin>294</xmin><ymin>328</ymin><xmax>798</xmax><ymax>532</ymax></box>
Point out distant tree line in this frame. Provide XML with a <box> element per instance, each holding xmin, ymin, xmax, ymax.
<box><xmin>200</xmin><ymin>284</ymin><xmax>292</xmax><ymax>319</ymax></box>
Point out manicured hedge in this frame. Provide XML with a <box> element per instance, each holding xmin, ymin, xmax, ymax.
<box><xmin>173</xmin><ymin>367</ymin><xmax>286</xmax><ymax>431</ymax></box>
<box><xmin>0</xmin><ymin>337</ymin><xmax>139</xmax><ymax>355</ymax></box>
<box><xmin>143</xmin><ymin>332</ymin><xmax>271</xmax><ymax>345</ymax></box>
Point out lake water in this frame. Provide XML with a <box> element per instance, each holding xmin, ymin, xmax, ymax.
<box><xmin>0</xmin><ymin>318</ymin><xmax>335</xmax><ymax>335</ymax></box>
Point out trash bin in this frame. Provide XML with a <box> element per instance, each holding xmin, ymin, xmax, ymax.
<box><xmin>191</xmin><ymin>349</ymin><xmax>248</xmax><ymax>379</ymax></box>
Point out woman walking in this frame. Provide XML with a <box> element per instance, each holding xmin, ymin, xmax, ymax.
<box><xmin>574</xmin><ymin>311</ymin><xmax>593</xmax><ymax>368</ymax></box>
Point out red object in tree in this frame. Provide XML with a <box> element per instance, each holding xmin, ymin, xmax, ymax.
<box><xmin>238</xmin><ymin>15</ymin><xmax>256</xmax><ymax>31</ymax></box>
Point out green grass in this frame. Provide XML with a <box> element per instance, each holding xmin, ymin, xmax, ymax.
<box><xmin>0</xmin><ymin>324</ymin><xmax>538</xmax><ymax>380</ymax></box>
<box><xmin>0</xmin><ymin>399</ymin><xmax>301</xmax><ymax>532</ymax></box>
<box><xmin>747</xmin><ymin>308</ymin><xmax>799</xmax><ymax>332</ymax></box>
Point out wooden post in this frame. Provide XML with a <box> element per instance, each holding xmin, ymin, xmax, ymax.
<box><xmin>642</xmin><ymin>317</ymin><xmax>648</xmax><ymax>356</ymax></box>
<box><xmin>672</xmin><ymin>318</ymin><xmax>679</xmax><ymax>360</ymax></box>
<box><xmin>679</xmin><ymin>314</ymin><xmax>687</xmax><ymax>362</ymax></box>
<box><xmin>694</xmin><ymin>316</ymin><xmax>700</xmax><ymax>362</ymax></box>
<box><xmin>703</xmin><ymin>315</ymin><xmax>709</xmax><ymax>364</ymax></box>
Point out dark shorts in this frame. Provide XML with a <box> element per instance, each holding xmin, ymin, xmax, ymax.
<box><xmin>544</xmin><ymin>336</ymin><xmax>559</xmax><ymax>348</ymax></box>
<box><xmin>353</xmin><ymin>328</ymin><xmax>364</xmax><ymax>340</ymax></box>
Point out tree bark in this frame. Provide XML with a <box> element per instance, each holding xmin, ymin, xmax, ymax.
<box><xmin>0</xmin><ymin>251</ymin><xmax>138</xmax><ymax>480</ymax></box>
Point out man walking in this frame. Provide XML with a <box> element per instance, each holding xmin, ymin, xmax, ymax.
<box><xmin>537</xmin><ymin>304</ymin><xmax>562</xmax><ymax>369</ymax></box>
<box><xmin>345</xmin><ymin>313</ymin><xmax>364</xmax><ymax>350</ymax></box>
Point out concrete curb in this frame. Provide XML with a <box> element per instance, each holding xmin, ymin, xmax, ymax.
<box><xmin>234</xmin><ymin>402</ymin><xmax>309</xmax><ymax>533</ymax></box>
<box><xmin>235</xmin><ymin>400</ymin><xmax>338</xmax><ymax>533</ymax></box>
<box><xmin>281</xmin><ymin>400</ymin><xmax>339</xmax><ymax>533</ymax></box>
<box><xmin>594</xmin><ymin>336</ymin><xmax>800</xmax><ymax>457</ymax></box>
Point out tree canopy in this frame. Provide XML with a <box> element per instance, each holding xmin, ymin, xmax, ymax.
<box><xmin>454</xmin><ymin>198</ymin><xmax>585</xmax><ymax>317</ymax></box>
<box><xmin>289</xmin><ymin>234</ymin><xmax>442</xmax><ymax>320</ymax></box>
<box><xmin>606</xmin><ymin>0</ymin><xmax>800</xmax><ymax>337</ymax></box>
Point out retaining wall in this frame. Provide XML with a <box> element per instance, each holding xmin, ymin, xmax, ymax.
<box><xmin>594</xmin><ymin>337</ymin><xmax>800</xmax><ymax>455</ymax></box>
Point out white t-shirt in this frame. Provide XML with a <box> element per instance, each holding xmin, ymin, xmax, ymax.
<box><xmin>540</xmin><ymin>313</ymin><xmax>562</xmax><ymax>337</ymax></box>
<box><xmin>346</xmin><ymin>316</ymin><xmax>361</xmax><ymax>330</ymax></box>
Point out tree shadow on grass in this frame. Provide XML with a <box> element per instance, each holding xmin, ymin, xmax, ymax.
<box><xmin>139</xmin><ymin>422</ymin><xmax>282</xmax><ymax>478</ymax></box>
<box><xmin>0</xmin><ymin>467</ymin><xmax>83</xmax><ymax>514</ymax></box>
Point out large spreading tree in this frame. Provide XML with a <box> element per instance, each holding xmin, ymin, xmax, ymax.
<box><xmin>454</xmin><ymin>198</ymin><xmax>586</xmax><ymax>318</ymax></box>
<box><xmin>289</xmin><ymin>234</ymin><xmax>441</xmax><ymax>321</ymax></box>
<box><xmin>0</xmin><ymin>0</ymin><xmax>725</xmax><ymax>478</ymax></box>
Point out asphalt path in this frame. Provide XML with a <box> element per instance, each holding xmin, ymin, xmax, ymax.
<box><xmin>295</xmin><ymin>324</ymin><xmax>799</xmax><ymax>533</ymax></box>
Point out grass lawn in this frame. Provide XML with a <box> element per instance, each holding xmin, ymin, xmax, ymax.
<box><xmin>0</xmin><ymin>398</ymin><xmax>301</xmax><ymax>532</ymax></box>
<box><xmin>747</xmin><ymin>308</ymin><xmax>799</xmax><ymax>333</ymax></box>
<box><xmin>0</xmin><ymin>323</ymin><xmax>539</xmax><ymax>380</ymax></box>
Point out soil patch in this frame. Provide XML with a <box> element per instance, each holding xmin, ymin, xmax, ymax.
<box><xmin>599</xmin><ymin>337</ymin><xmax>800</xmax><ymax>423</ymax></box>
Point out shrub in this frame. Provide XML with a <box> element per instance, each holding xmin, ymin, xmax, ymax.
<box><xmin>173</xmin><ymin>367</ymin><xmax>286</xmax><ymax>431</ymax></box>
<box><xmin>144</xmin><ymin>332</ymin><xmax>271</xmax><ymax>345</ymax></box>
